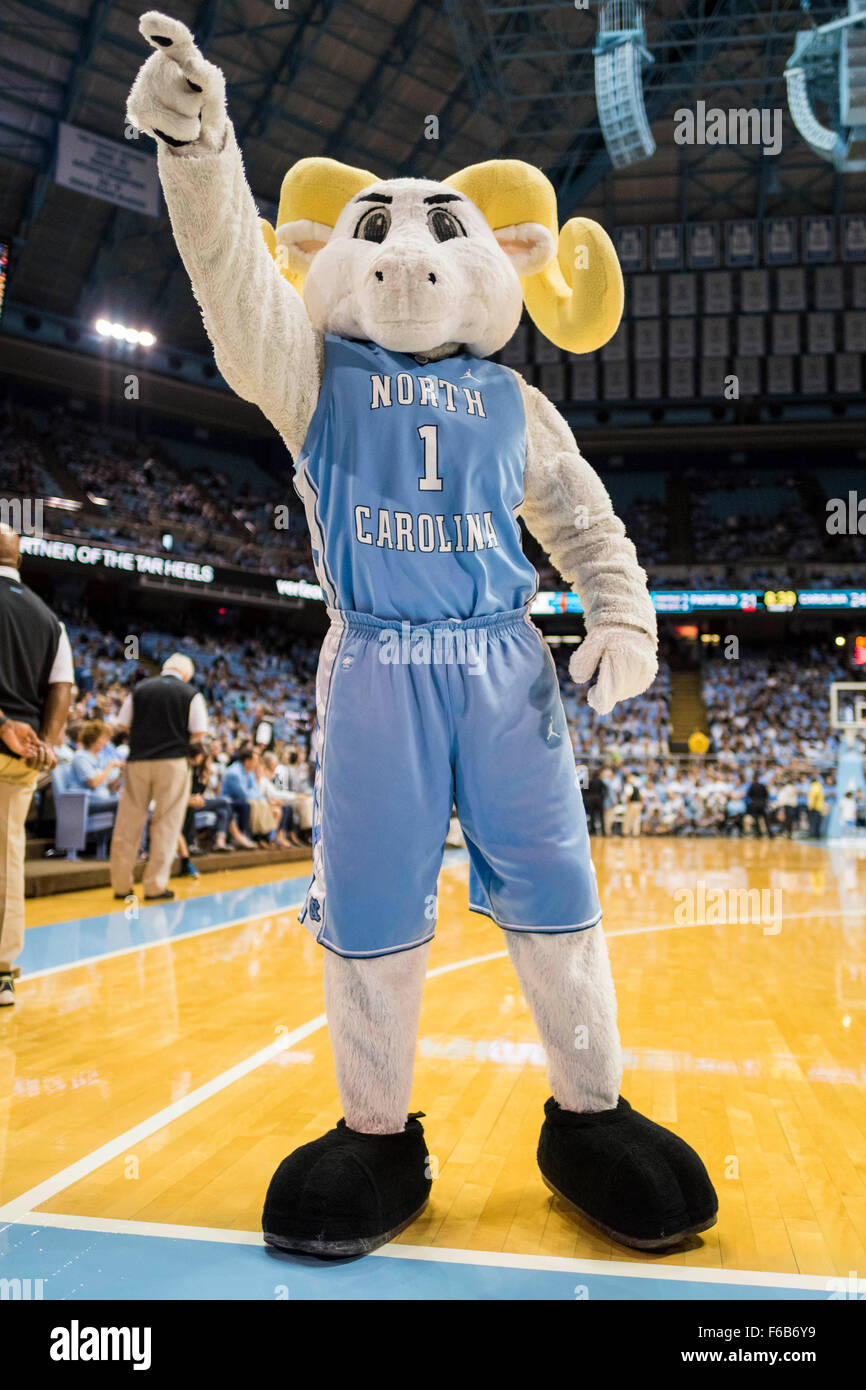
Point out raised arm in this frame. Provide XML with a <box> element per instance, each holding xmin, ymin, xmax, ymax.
<box><xmin>127</xmin><ymin>12</ymin><xmax>322</xmax><ymax>456</ymax></box>
<box><xmin>518</xmin><ymin>379</ymin><xmax>658</xmax><ymax>715</ymax></box>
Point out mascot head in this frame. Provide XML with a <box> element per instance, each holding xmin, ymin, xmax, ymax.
<box><xmin>261</xmin><ymin>158</ymin><xmax>624</xmax><ymax>359</ymax></box>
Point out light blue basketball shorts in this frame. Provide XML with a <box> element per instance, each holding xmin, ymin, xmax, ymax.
<box><xmin>298</xmin><ymin>606</ymin><xmax>601</xmax><ymax>957</ymax></box>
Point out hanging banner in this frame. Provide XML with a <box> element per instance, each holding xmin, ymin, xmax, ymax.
<box><xmin>802</xmin><ymin>216</ymin><xmax>835</xmax><ymax>264</ymax></box>
<box><xmin>765</xmin><ymin>217</ymin><xmax>797</xmax><ymax>265</ymax></box>
<box><xmin>614</xmin><ymin>226</ymin><xmax>646</xmax><ymax>272</ymax></box>
<box><xmin>725</xmin><ymin>220</ymin><xmax>758</xmax><ymax>267</ymax></box>
<box><xmin>651</xmin><ymin>224</ymin><xmax>683</xmax><ymax>271</ymax></box>
<box><xmin>55</xmin><ymin>122</ymin><xmax>160</xmax><ymax>217</ymax></box>
<box><xmin>842</xmin><ymin>214</ymin><xmax>866</xmax><ymax>262</ymax></box>
<box><xmin>687</xmin><ymin>222</ymin><xmax>719</xmax><ymax>269</ymax></box>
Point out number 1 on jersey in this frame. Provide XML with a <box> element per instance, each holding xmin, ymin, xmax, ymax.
<box><xmin>417</xmin><ymin>424</ymin><xmax>443</xmax><ymax>492</ymax></box>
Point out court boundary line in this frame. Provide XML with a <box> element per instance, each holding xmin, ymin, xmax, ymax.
<box><xmin>5</xmin><ymin>1211</ymin><xmax>835</xmax><ymax>1292</ymax></box>
<box><xmin>0</xmin><ymin>949</ymin><xmax>508</xmax><ymax>1224</ymax></box>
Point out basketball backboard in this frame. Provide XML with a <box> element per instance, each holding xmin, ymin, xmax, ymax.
<box><xmin>830</xmin><ymin>682</ymin><xmax>866</xmax><ymax>732</ymax></box>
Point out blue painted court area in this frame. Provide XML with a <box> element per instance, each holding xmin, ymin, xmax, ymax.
<box><xmin>20</xmin><ymin>850</ymin><xmax>468</xmax><ymax>977</ymax></box>
<box><xmin>19</xmin><ymin>879</ymin><xmax>309</xmax><ymax>976</ymax></box>
<box><xmin>0</xmin><ymin>1223</ymin><xmax>828</xmax><ymax>1301</ymax></box>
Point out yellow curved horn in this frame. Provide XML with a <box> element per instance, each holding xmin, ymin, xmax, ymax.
<box><xmin>275</xmin><ymin>156</ymin><xmax>379</xmax><ymax>231</ymax></box>
<box><xmin>260</xmin><ymin>217</ymin><xmax>307</xmax><ymax>295</ymax></box>
<box><xmin>445</xmin><ymin>159</ymin><xmax>623</xmax><ymax>355</ymax></box>
<box><xmin>263</xmin><ymin>156</ymin><xmax>379</xmax><ymax>292</ymax></box>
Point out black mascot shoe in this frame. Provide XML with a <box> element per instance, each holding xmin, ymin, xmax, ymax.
<box><xmin>262</xmin><ymin>1112</ymin><xmax>432</xmax><ymax>1257</ymax></box>
<box><xmin>538</xmin><ymin>1096</ymin><xmax>718</xmax><ymax>1250</ymax></box>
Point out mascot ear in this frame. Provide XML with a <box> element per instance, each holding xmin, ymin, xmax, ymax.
<box><xmin>275</xmin><ymin>218</ymin><xmax>332</xmax><ymax>267</ymax></box>
<box><xmin>445</xmin><ymin>159</ymin><xmax>624</xmax><ymax>355</ymax></box>
<box><xmin>263</xmin><ymin>155</ymin><xmax>379</xmax><ymax>294</ymax></box>
<box><xmin>493</xmin><ymin>222</ymin><xmax>557</xmax><ymax>277</ymax></box>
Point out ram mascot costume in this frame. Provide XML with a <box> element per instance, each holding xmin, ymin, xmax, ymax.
<box><xmin>128</xmin><ymin>12</ymin><xmax>718</xmax><ymax>1257</ymax></box>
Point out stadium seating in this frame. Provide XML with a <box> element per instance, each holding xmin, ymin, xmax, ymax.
<box><xmin>52</xmin><ymin>763</ymin><xmax>116</xmax><ymax>859</ymax></box>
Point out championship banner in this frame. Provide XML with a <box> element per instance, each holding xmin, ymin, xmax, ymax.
<box><xmin>614</xmin><ymin>225</ymin><xmax>646</xmax><ymax>272</ymax></box>
<box><xmin>686</xmin><ymin>223</ymin><xmax>719</xmax><ymax>269</ymax></box>
<box><xmin>725</xmin><ymin>220</ymin><xmax>758</xmax><ymax>268</ymax></box>
<box><xmin>802</xmin><ymin>216</ymin><xmax>835</xmax><ymax>264</ymax></box>
<box><xmin>55</xmin><ymin>122</ymin><xmax>160</xmax><ymax>217</ymax></box>
<box><xmin>842</xmin><ymin>214</ymin><xmax>866</xmax><ymax>262</ymax></box>
<box><xmin>651</xmin><ymin>224</ymin><xmax>683</xmax><ymax>271</ymax></box>
<box><xmin>764</xmin><ymin>217</ymin><xmax>797</xmax><ymax>265</ymax></box>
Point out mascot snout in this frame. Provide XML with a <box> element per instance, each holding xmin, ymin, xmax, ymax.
<box><xmin>360</xmin><ymin>248</ymin><xmax>452</xmax><ymax>342</ymax></box>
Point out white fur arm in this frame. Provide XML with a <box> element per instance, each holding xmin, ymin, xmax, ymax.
<box><xmin>518</xmin><ymin>378</ymin><xmax>658</xmax><ymax>714</ymax></box>
<box><xmin>127</xmin><ymin>12</ymin><xmax>322</xmax><ymax>455</ymax></box>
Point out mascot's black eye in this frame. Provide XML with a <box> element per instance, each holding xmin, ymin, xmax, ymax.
<box><xmin>428</xmin><ymin>208</ymin><xmax>465</xmax><ymax>243</ymax></box>
<box><xmin>355</xmin><ymin>208</ymin><xmax>390</xmax><ymax>243</ymax></box>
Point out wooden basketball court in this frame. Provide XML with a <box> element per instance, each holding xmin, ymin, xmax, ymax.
<box><xmin>1</xmin><ymin>837</ymin><xmax>863</xmax><ymax>1300</ymax></box>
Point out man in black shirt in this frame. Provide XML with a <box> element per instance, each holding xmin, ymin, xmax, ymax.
<box><xmin>583</xmin><ymin>771</ymin><xmax>607</xmax><ymax>836</ymax></box>
<box><xmin>110</xmin><ymin>653</ymin><xmax>208</xmax><ymax>901</ymax></box>
<box><xmin>746</xmin><ymin>775</ymin><xmax>771</xmax><ymax>838</ymax></box>
<box><xmin>0</xmin><ymin>527</ymin><xmax>74</xmax><ymax>1006</ymax></box>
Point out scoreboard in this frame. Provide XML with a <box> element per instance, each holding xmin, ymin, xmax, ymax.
<box><xmin>530</xmin><ymin>588</ymin><xmax>866</xmax><ymax>616</ymax></box>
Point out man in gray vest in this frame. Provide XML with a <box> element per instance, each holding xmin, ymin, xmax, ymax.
<box><xmin>0</xmin><ymin>525</ymin><xmax>74</xmax><ymax>1006</ymax></box>
<box><xmin>110</xmin><ymin>652</ymin><xmax>208</xmax><ymax>901</ymax></box>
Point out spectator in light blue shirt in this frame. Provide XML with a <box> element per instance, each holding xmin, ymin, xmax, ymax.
<box><xmin>68</xmin><ymin>720</ymin><xmax>123</xmax><ymax>805</ymax></box>
<box><xmin>221</xmin><ymin>745</ymin><xmax>263</xmax><ymax>840</ymax></box>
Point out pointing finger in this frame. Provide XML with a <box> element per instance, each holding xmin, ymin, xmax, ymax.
<box><xmin>139</xmin><ymin>11</ymin><xmax>199</xmax><ymax>68</ymax></box>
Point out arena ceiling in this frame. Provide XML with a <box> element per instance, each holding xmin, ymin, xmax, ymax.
<box><xmin>0</xmin><ymin>0</ymin><xmax>859</xmax><ymax>357</ymax></box>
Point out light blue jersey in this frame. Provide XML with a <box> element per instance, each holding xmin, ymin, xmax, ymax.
<box><xmin>295</xmin><ymin>335</ymin><xmax>600</xmax><ymax>959</ymax></box>
<box><xmin>295</xmin><ymin>335</ymin><xmax>537</xmax><ymax>623</ymax></box>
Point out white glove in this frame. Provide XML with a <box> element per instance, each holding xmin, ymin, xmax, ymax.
<box><xmin>127</xmin><ymin>11</ymin><xmax>227</xmax><ymax>152</ymax></box>
<box><xmin>569</xmin><ymin>624</ymin><xmax>658</xmax><ymax>716</ymax></box>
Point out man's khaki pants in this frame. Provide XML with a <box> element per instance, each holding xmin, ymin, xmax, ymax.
<box><xmin>110</xmin><ymin>758</ymin><xmax>191</xmax><ymax>897</ymax></box>
<box><xmin>624</xmin><ymin>802</ymin><xmax>642</xmax><ymax>837</ymax></box>
<box><xmin>0</xmin><ymin>754</ymin><xmax>39</xmax><ymax>973</ymax></box>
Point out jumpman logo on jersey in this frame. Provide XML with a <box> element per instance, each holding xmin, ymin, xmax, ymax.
<box><xmin>461</xmin><ymin>369</ymin><xmax>481</xmax><ymax>382</ymax></box>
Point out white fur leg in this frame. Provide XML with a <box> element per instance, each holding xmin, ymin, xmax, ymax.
<box><xmin>506</xmin><ymin>925</ymin><xmax>621</xmax><ymax>1113</ymax></box>
<box><xmin>323</xmin><ymin>942</ymin><xmax>431</xmax><ymax>1135</ymax></box>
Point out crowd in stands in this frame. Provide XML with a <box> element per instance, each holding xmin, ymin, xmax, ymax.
<box><xmin>65</xmin><ymin>614</ymin><xmax>318</xmax><ymax>756</ymax></box>
<box><xmin>580</xmin><ymin>760</ymin><xmax>850</xmax><ymax>838</ymax></box>
<box><xmin>574</xmin><ymin>646</ymin><xmax>855</xmax><ymax>838</ymax></box>
<box><xmin>0</xmin><ymin>404</ymin><xmax>316</xmax><ymax>575</ymax></box>
<box><xmin>27</xmin><ymin>608</ymin><xmax>858</xmax><ymax>858</ymax></box>
<box><xmin>5</xmin><ymin>404</ymin><xmax>863</xmax><ymax>594</ymax></box>
<box><xmin>686</xmin><ymin>468</ymin><xmax>866</xmax><ymax>574</ymax></box>
<box><xmin>0</xmin><ymin>416</ymin><xmax>58</xmax><ymax>498</ymax></box>
<box><xmin>558</xmin><ymin>650</ymin><xmax>672</xmax><ymax>760</ymax></box>
<box><xmin>618</xmin><ymin>494</ymin><xmax>669</xmax><ymax>565</ymax></box>
<box><xmin>701</xmin><ymin>650</ymin><xmax>849</xmax><ymax>765</ymax></box>
<box><xmin>3</xmin><ymin>403</ymin><xmax>864</xmax><ymax>851</ymax></box>
<box><xmin>35</xmin><ymin>614</ymin><xmax>319</xmax><ymax>858</ymax></box>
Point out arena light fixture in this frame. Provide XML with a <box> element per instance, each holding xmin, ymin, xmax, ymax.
<box><xmin>94</xmin><ymin>318</ymin><xmax>157</xmax><ymax>347</ymax></box>
<box><xmin>43</xmin><ymin>496</ymin><xmax>80</xmax><ymax>511</ymax></box>
<box><xmin>594</xmin><ymin>0</ymin><xmax>656</xmax><ymax>170</ymax></box>
<box><xmin>785</xmin><ymin>0</ymin><xmax>866</xmax><ymax>172</ymax></box>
